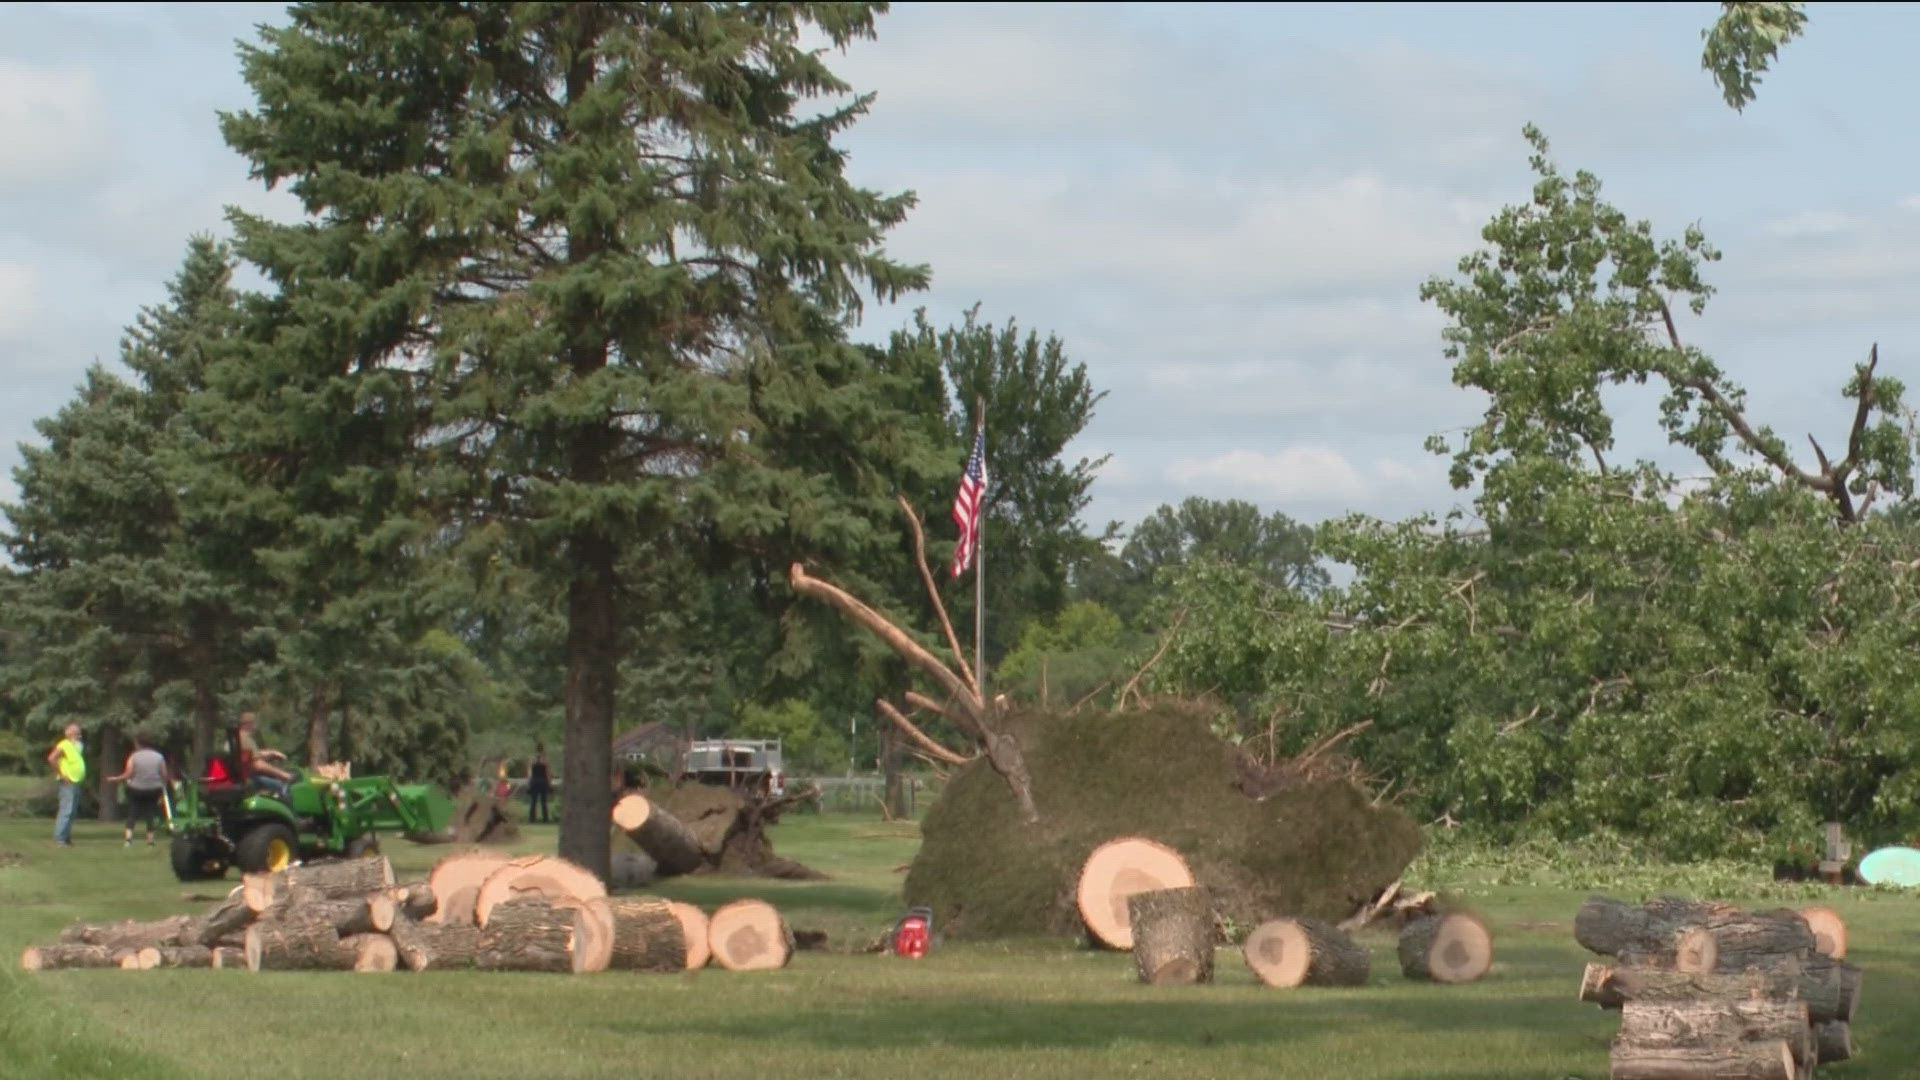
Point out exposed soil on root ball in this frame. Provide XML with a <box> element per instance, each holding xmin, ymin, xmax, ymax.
<box><xmin>903</xmin><ymin>702</ymin><xmax>1421</xmax><ymax>940</ymax></box>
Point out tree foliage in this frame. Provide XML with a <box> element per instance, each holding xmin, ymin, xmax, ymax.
<box><xmin>1702</xmin><ymin>1</ymin><xmax>1807</xmax><ymax>111</ymax></box>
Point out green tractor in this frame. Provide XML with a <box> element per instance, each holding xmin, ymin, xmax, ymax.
<box><xmin>167</xmin><ymin>745</ymin><xmax>455</xmax><ymax>880</ymax></box>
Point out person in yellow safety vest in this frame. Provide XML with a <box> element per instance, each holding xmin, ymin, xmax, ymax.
<box><xmin>45</xmin><ymin>723</ymin><xmax>85</xmax><ymax>847</ymax></box>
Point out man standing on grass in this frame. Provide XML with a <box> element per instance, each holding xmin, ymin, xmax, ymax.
<box><xmin>45</xmin><ymin>723</ymin><xmax>85</xmax><ymax>847</ymax></box>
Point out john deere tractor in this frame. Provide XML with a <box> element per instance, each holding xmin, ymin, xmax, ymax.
<box><xmin>167</xmin><ymin>746</ymin><xmax>454</xmax><ymax>880</ymax></box>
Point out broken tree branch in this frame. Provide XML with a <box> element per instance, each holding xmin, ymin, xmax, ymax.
<box><xmin>1118</xmin><ymin>609</ymin><xmax>1186</xmax><ymax>709</ymax></box>
<box><xmin>875</xmin><ymin>699</ymin><xmax>974</xmax><ymax>767</ymax></box>
<box><xmin>897</xmin><ymin>495</ymin><xmax>978</xmax><ymax>695</ymax></box>
<box><xmin>790</xmin><ymin>563</ymin><xmax>983</xmax><ymax>720</ymax></box>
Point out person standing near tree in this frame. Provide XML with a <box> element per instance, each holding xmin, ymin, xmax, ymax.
<box><xmin>107</xmin><ymin>733</ymin><xmax>172</xmax><ymax>847</ymax></box>
<box><xmin>527</xmin><ymin>746</ymin><xmax>552</xmax><ymax>825</ymax></box>
<box><xmin>45</xmin><ymin>723</ymin><xmax>85</xmax><ymax>847</ymax></box>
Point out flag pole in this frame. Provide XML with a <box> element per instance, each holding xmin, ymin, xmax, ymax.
<box><xmin>974</xmin><ymin>397</ymin><xmax>987</xmax><ymax>708</ymax></box>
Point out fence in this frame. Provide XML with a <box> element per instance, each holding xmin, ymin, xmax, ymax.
<box><xmin>797</xmin><ymin>775</ymin><xmax>924</xmax><ymax>817</ymax></box>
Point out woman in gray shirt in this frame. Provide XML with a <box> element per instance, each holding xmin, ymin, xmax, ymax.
<box><xmin>109</xmin><ymin>733</ymin><xmax>172</xmax><ymax>847</ymax></box>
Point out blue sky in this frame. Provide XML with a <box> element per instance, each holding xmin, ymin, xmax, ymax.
<box><xmin>4</xmin><ymin>2</ymin><xmax>1918</xmax><ymax>538</ymax></box>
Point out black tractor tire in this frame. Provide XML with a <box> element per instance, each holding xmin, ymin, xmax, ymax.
<box><xmin>170</xmin><ymin>835</ymin><xmax>229</xmax><ymax>882</ymax></box>
<box><xmin>234</xmin><ymin>823</ymin><xmax>298</xmax><ymax>874</ymax></box>
<box><xmin>345</xmin><ymin>835</ymin><xmax>381</xmax><ymax>859</ymax></box>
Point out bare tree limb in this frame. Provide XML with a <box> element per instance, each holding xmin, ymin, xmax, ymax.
<box><xmin>1118</xmin><ymin>609</ymin><xmax>1187</xmax><ymax>709</ymax></box>
<box><xmin>875</xmin><ymin>698</ymin><xmax>974</xmax><ymax>767</ymax></box>
<box><xmin>790</xmin><ymin>563</ymin><xmax>983</xmax><ymax>720</ymax></box>
<box><xmin>896</xmin><ymin>495</ymin><xmax>978</xmax><ymax>695</ymax></box>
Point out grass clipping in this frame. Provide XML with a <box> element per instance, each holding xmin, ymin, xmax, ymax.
<box><xmin>904</xmin><ymin>703</ymin><xmax>1421</xmax><ymax>940</ymax></box>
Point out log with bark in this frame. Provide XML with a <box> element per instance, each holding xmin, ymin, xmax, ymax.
<box><xmin>344</xmin><ymin>933</ymin><xmax>398</xmax><ymax>973</ymax></box>
<box><xmin>471</xmin><ymin>855</ymin><xmax>607</xmax><ymax>928</ymax></box>
<box><xmin>1835</xmin><ymin>961</ymin><xmax>1862</xmax><ymax>1023</ymax></box>
<box><xmin>612</xmin><ymin>794</ymin><xmax>705</xmax><ymax>877</ymax></box>
<box><xmin>135</xmin><ymin>944</ymin><xmax>216</xmax><ymax>969</ymax></box>
<box><xmin>648</xmin><ymin>783</ymin><xmax>825</xmax><ymax>881</ymax></box>
<box><xmin>1797</xmin><ymin>906</ymin><xmax>1846</xmax><ymax>960</ymax></box>
<box><xmin>1396</xmin><ymin>912</ymin><xmax>1493</xmax><ymax>984</ymax></box>
<box><xmin>1126</xmin><ymin>886</ymin><xmax>1214</xmax><ymax>985</ymax></box>
<box><xmin>20</xmin><ymin>944</ymin><xmax>123</xmax><ymax>971</ymax></box>
<box><xmin>1813</xmin><ymin>1020</ymin><xmax>1855</xmax><ymax>1064</ymax></box>
<box><xmin>244</xmin><ymin>910</ymin><xmax>358</xmax><ymax>972</ymax></box>
<box><xmin>289</xmin><ymin>892</ymin><xmax>396</xmax><ymax>937</ymax></box>
<box><xmin>1074</xmin><ymin>837</ymin><xmax>1196</xmax><ymax>950</ymax></box>
<box><xmin>1579</xmin><ymin>961</ymin><xmax>1807</xmax><ymax>1013</ymax></box>
<box><xmin>387</xmin><ymin>920</ymin><xmax>481</xmax><ymax>973</ymax></box>
<box><xmin>389</xmin><ymin>883</ymin><xmax>437</xmax><ymax>922</ymax></box>
<box><xmin>280</xmin><ymin>856</ymin><xmax>396</xmax><ymax>899</ymax></box>
<box><xmin>707</xmin><ymin>899</ymin><xmax>794</xmax><ymax>971</ymax></box>
<box><xmin>1609</xmin><ymin>1039</ymin><xmax>1798</xmax><ymax>1080</ymax></box>
<box><xmin>210</xmin><ymin>946</ymin><xmax>245</xmax><ymax>970</ymax></box>
<box><xmin>1617</xmin><ymin>999</ymin><xmax>1812</xmax><ymax>1071</ymax></box>
<box><xmin>668</xmin><ymin>901</ymin><xmax>711</xmax><ymax>970</ymax></box>
<box><xmin>57</xmin><ymin>916</ymin><xmax>195</xmax><ymax>952</ymax></box>
<box><xmin>474</xmin><ymin>899</ymin><xmax>593</xmax><ymax>974</ymax></box>
<box><xmin>606</xmin><ymin>897</ymin><xmax>687</xmax><ymax>973</ymax></box>
<box><xmin>242</xmin><ymin>871</ymin><xmax>279</xmax><ymax>914</ymax></box>
<box><xmin>449</xmin><ymin>784</ymin><xmax>520</xmax><ymax>845</ymax></box>
<box><xmin>1242</xmin><ymin>917</ymin><xmax>1370</xmax><ymax>988</ymax></box>
<box><xmin>191</xmin><ymin>893</ymin><xmax>259</xmax><ymax>947</ymax></box>
<box><xmin>426</xmin><ymin>850</ymin><xmax>515</xmax><ymax>926</ymax></box>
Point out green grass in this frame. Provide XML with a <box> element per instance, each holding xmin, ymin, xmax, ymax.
<box><xmin>2</xmin><ymin>813</ymin><xmax>1916</xmax><ymax>1080</ymax></box>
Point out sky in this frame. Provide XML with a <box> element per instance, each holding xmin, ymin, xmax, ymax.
<box><xmin>4</xmin><ymin>1</ymin><xmax>1920</xmax><ymax>540</ymax></box>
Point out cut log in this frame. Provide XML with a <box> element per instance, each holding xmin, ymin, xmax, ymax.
<box><xmin>282</xmin><ymin>857</ymin><xmax>395</xmax><ymax>899</ymax></box>
<box><xmin>292</xmin><ymin>894</ymin><xmax>396</xmax><ymax>937</ymax></box>
<box><xmin>119</xmin><ymin>951</ymin><xmax>150</xmax><ymax>970</ymax></box>
<box><xmin>1813</xmin><ymin>1020</ymin><xmax>1855</xmax><ymax>1064</ymax></box>
<box><xmin>389</xmin><ymin>883</ymin><xmax>437</xmax><ymax>922</ymax></box>
<box><xmin>344</xmin><ymin>933</ymin><xmax>398</xmax><ymax>973</ymax></box>
<box><xmin>1618</xmin><ymin>1000</ymin><xmax>1812</xmax><ymax>1069</ymax></box>
<box><xmin>244</xmin><ymin>911</ymin><xmax>356</xmax><ymax>971</ymax></box>
<box><xmin>1609</xmin><ymin>1039</ymin><xmax>1796</xmax><ymax>1080</ymax></box>
<box><xmin>1577</xmin><ymin>896</ymin><xmax>1817</xmax><ymax>973</ymax></box>
<box><xmin>1578</xmin><ymin>962</ymin><xmax>1805</xmax><ymax>1012</ymax></box>
<box><xmin>1835</xmin><ymin>960</ymin><xmax>1861</xmax><ymax>1022</ymax></box>
<box><xmin>1074</xmin><ymin>837</ymin><xmax>1196</xmax><ymax>950</ymax></box>
<box><xmin>606</xmin><ymin>897</ymin><xmax>688</xmax><ymax>973</ymax></box>
<box><xmin>472</xmin><ymin>855</ymin><xmax>607</xmax><ymax>929</ymax></box>
<box><xmin>425</xmin><ymin>849</ymin><xmax>514</xmax><ymax>926</ymax></box>
<box><xmin>1126</xmin><ymin>886</ymin><xmax>1214</xmax><ymax>985</ymax></box>
<box><xmin>612</xmin><ymin>794</ymin><xmax>706</xmax><ymax>877</ymax></box>
<box><xmin>707</xmin><ymin>899</ymin><xmax>794</xmax><ymax>971</ymax></box>
<box><xmin>667</xmin><ymin>901</ymin><xmax>711</xmax><ymax>970</ymax></box>
<box><xmin>608</xmin><ymin>826</ymin><xmax>659</xmax><ymax>890</ymax></box>
<box><xmin>58</xmin><ymin>916</ymin><xmax>195</xmax><ymax>952</ymax></box>
<box><xmin>210</xmin><ymin>946</ymin><xmax>245</xmax><ymax>970</ymax></box>
<box><xmin>450</xmin><ymin>784</ymin><xmax>520</xmax><ymax>845</ymax></box>
<box><xmin>474</xmin><ymin>899</ymin><xmax>589</xmax><ymax>974</ymax></box>
<box><xmin>140</xmin><ymin>945</ymin><xmax>215</xmax><ymax>969</ymax></box>
<box><xmin>1797</xmin><ymin>906</ymin><xmax>1846</xmax><ymax>960</ymax></box>
<box><xmin>387</xmin><ymin>920</ymin><xmax>482</xmax><ymax>973</ymax></box>
<box><xmin>20</xmin><ymin>944</ymin><xmax>121</xmax><ymax>971</ymax></box>
<box><xmin>1242</xmin><ymin>917</ymin><xmax>1370</xmax><ymax>988</ymax></box>
<box><xmin>192</xmin><ymin>894</ymin><xmax>258</xmax><ymax>947</ymax></box>
<box><xmin>242</xmin><ymin>872</ymin><xmax>279</xmax><ymax>914</ymax></box>
<box><xmin>1397</xmin><ymin>912</ymin><xmax>1493</xmax><ymax>984</ymax></box>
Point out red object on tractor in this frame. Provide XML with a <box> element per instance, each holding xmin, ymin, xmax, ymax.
<box><xmin>892</xmin><ymin>907</ymin><xmax>933</xmax><ymax>959</ymax></box>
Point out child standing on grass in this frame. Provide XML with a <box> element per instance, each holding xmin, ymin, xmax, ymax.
<box><xmin>45</xmin><ymin>723</ymin><xmax>85</xmax><ymax>847</ymax></box>
<box><xmin>108</xmin><ymin>733</ymin><xmax>172</xmax><ymax>846</ymax></box>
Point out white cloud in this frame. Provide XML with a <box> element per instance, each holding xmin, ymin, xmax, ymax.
<box><xmin>1762</xmin><ymin>210</ymin><xmax>1860</xmax><ymax>239</ymax></box>
<box><xmin>1166</xmin><ymin>446</ymin><xmax>1432</xmax><ymax>505</ymax></box>
<box><xmin>0</xmin><ymin>60</ymin><xmax>108</xmax><ymax>187</ymax></box>
<box><xmin>0</xmin><ymin>262</ymin><xmax>34</xmax><ymax>338</ymax></box>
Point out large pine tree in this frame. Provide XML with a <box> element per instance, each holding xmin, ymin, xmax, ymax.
<box><xmin>220</xmin><ymin>3</ymin><xmax>926</xmax><ymax>877</ymax></box>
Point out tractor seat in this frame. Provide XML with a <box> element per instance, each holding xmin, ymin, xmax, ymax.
<box><xmin>198</xmin><ymin>780</ymin><xmax>248</xmax><ymax>808</ymax></box>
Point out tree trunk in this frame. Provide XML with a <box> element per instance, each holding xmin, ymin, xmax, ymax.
<box><xmin>20</xmin><ymin>944</ymin><xmax>121</xmax><ymax>971</ymax></box>
<box><xmin>244</xmin><ymin>910</ymin><xmax>356</xmax><ymax>971</ymax></box>
<box><xmin>606</xmin><ymin>897</ymin><xmax>686</xmax><ymax>973</ymax></box>
<box><xmin>707</xmin><ymin>899</ymin><xmax>794</xmax><ymax>972</ymax></box>
<box><xmin>388</xmin><ymin>920</ymin><xmax>481</xmax><ymax>972</ymax></box>
<box><xmin>96</xmin><ymin>723</ymin><xmax>123</xmax><ymax>822</ymax></box>
<box><xmin>611</xmin><ymin>794</ymin><xmax>704</xmax><ymax>876</ymax></box>
<box><xmin>187</xmin><ymin>610</ymin><xmax>222</xmax><ymax>777</ymax></box>
<box><xmin>281</xmin><ymin>856</ymin><xmax>394</xmax><ymax>899</ymax></box>
<box><xmin>474</xmin><ymin>899</ymin><xmax>589</xmax><ymax>974</ymax></box>
<box><xmin>668</xmin><ymin>901</ymin><xmax>710</xmax><ymax>970</ymax></box>
<box><xmin>1617</xmin><ymin>1000</ymin><xmax>1811</xmax><ymax>1070</ymax></box>
<box><xmin>1127</xmin><ymin>886</ymin><xmax>1214</xmax><ymax>985</ymax></box>
<box><xmin>561</xmin><ymin>528</ymin><xmax>617</xmax><ymax>885</ymax></box>
<box><xmin>1813</xmin><ymin>1020</ymin><xmax>1854</xmax><ymax>1064</ymax></box>
<box><xmin>426</xmin><ymin>850</ymin><xmax>514</xmax><ymax>926</ymax></box>
<box><xmin>1397</xmin><ymin>912</ymin><xmax>1494</xmax><ymax>983</ymax></box>
<box><xmin>1243</xmin><ymin>917</ymin><xmax>1370</xmax><ymax>988</ymax></box>
<box><xmin>1797</xmin><ymin>906</ymin><xmax>1846</xmax><ymax>960</ymax></box>
<box><xmin>305</xmin><ymin>683</ymin><xmax>331</xmax><ymax>768</ymax></box>
<box><xmin>1075</xmin><ymin>837</ymin><xmax>1196</xmax><ymax>950</ymax></box>
<box><xmin>881</xmin><ymin>727</ymin><xmax>909</xmax><ymax>820</ymax></box>
<box><xmin>1609</xmin><ymin>1040</ymin><xmax>1796</xmax><ymax>1080</ymax></box>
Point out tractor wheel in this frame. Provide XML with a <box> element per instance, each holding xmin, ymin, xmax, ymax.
<box><xmin>170</xmin><ymin>835</ymin><xmax>229</xmax><ymax>882</ymax></box>
<box><xmin>235</xmin><ymin>823</ymin><xmax>298</xmax><ymax>874</ymax></box>
<box><xmin>345</xmin><ymin>835</ymin><xmax>381</xmax><ymax>859</ymax></box>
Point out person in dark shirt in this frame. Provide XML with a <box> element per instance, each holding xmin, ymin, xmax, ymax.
<box><xmin>108</xmin><ymin>733</ymin><xmax>173</xmax><ymax>846</ymax></box>
<box><xmin>526</xmin><ymin>746</ymin><xmax>552</xmax><ymax>824</ymax></box>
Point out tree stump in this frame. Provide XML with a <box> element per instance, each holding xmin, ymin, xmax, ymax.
<box><xmin>1074</xmin><ymin>837</ymin><xmax>1196</xmax><ymax>950</ymax></box>
<box><xmin>667</xmin><ymin>901</ymin><xmax>711</xmax><ymax>970</ymax></box>
<box><xmin>1797</xmin><ymin>906</ymin><xmax>1846</xmax><ymax>960</ymax></box>
<box><xmin>707</xmin><ymin>899</ymin><xmax>794</xmax><ymax>971</ymax></box>
<box><xmin>1243</xmin><ymin>917</ymin><xmax>1370</xmax><ymax>988</ymax></box>
<box><xmin>1126</xmin><ymin>886</ymin><xmax>1214</xmax><ymax>985</ymax></box>
<box><xmin>425</xmin><ymin>849</ymin><xmax>514</xmax><ymax>926</ymax></box>
<box><xmin>607</xmin><ymin>897</ymin><xmax>687</xmax><ymax>973</ymax></box>
<box><xmin>474</xmin><ymin>899</ymin><xmax>589</xmax><ymax>974</ymax></box>
<box><xmin>1813</xmin><ymin>1020</ymin><xmax>1855</xmax><ymax>1064</ymax></box>
<box><xmin>1396</xmin><ymin>912</ymin><xmax>1493</xmax><ymax>983</ymax></box>
<box><xmin>612</xmin><ymin>794</ymin><xmax>706</xmax><ymax>877</ymax></box>
<box><xmin>244</xmin><ymin>911</ymin><xmax>356</xmax><ymax>971</ymax></box>
<box><xmin>1617</xmin><ymin>1000</ymin><xmax>1812</xmax><ymax>1071</ymax></box>
<box><xmin>387</xmin><ymin>920</ymin><xmax>481</xmax><ymax>972</ymax></box>
<box><xmin>281</xmin><ymin>856</ymin><xmax>395</xmax><ymax>899</ymax></box>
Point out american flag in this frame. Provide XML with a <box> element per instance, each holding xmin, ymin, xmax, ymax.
<box><xmin>950</xmin><ymin>428</ymin><xmax>986</xmax><ymax>579</ymax></box>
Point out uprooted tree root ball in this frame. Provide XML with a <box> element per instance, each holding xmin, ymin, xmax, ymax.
<box><xmin>904</xmin><ymin>702</ymin><xmax>1422</xmax><ymax>940</ymax></box>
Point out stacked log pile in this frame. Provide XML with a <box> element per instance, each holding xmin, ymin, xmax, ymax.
<box><xmin>20</xmin><ymin>851</ymin><xmax>801</xmax><ymax>977</ymax></box>
<box><xmin>1575</xmin><ymin>896</ymin><xmax>1863</xmax><ymax>1079</ymax></box>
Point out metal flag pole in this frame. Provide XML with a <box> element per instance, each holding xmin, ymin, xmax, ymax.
<box><xmin>974</xmin><ymin>397</ymin><xmax>987</xmax><ymax>708</ymax></box>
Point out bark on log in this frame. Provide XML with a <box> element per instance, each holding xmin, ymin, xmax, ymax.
<box><xmin>1576</xmin><ymin>897</ymin><xmax>1817</xmax><ymax>973</ymax></box>
<box><xmin>1836</xmin><ymin>961</ymin><xmax>1861</xmax><ymax>1023</ymax></box>
<box><xmin>1578</xmin><ymin>962</ymin><xmax>1803</xmax><ymax>1012</ymax></box>
<box><xmin>389</xmin><ymin>883</ymin><xmax>437</xmax><ymax>922</ymax></box>
<box><xmin>474</xmin><ymin>899</ymin><xmax>589</xmax><ymax>974</ymax></box>
<box><xmin>58</xmin><ymin>916</ymin><xmax>195</xmax><ymax>952</ymax></box>
<box><xmin>193</xmin><ymin>895</ymin><xmax>258</xmax><ymax>947</ymax></box>
<box><xmin>606</xmin><ymin>897</ymin><xmax>687</xmax><ymax>973</ymax></box>
<box><xmin>210</xmin><ymin>947</ymin><xmax>245</xmax><ymax>970</ymax></box>
<box><xmin>281</xmin><ymin>857</ymin><xmax>395</xmax><ymax>899</ymax></box>
<box><xmin>426</xmin><ymin>850</ymin><xmax>514</xmax><ymax>926</ymax></box>
<box><xmin>344</xmin><ymin>933</ymin><xmax>398</xmax><ymax>973</ymax></box>
<box><xmin>20</xmin><ymin>944</ymin><xmax>122</xmax><ymax>971</ymax></box>
<box><xmin>472</xmin><ymin>855</ymin><xmax>607</xmax><ymax>928</ymax></box>
<box><xmin>1397</xmin><ymin>912</ymin><xmax>1494</xmax><ymax>984</ymax></box>
<box><xmin>139</xmin><ymin>945</ymin><xmax>215</xmax><ymax>969</ymax></box>
<box><xmin>707</xmin><ymin>899</ymin><xmax>794</xmax><ymax>972</ymax></box>
<box><xmin>1797</xmin><ymin>906</ymin><xmax>1846</xmax><ymax>960</ymax></box>
<box><xmin>449</xmin><ymin>785</ymin><xmax>520</xmax><ymax>845</ymax></box>
<box><xmin>244</xmin><ymin>911</ymin><xmax>357</xmax><ymax>971</ymax></box>
<box><xmin>612</xmin><ymin>794</ymin><xmax>706</xmax><ymax>877</ymax></box>
<box><xmin>668</xmin><ymin>902</ymin><xmax>710</xmax><ymax>970</ymax></box>
<box><xmin>1618</xmin><ymin>1000</ymin><xmax>1812</xmax><ymax>1069</ymax></box>
<box><xmin>1126</xmin><ymin>886</ymin><xmax>1214</xmax><ymax>985</ymax></box>
<box><xmin>1609</xmin><ymin>1039</ymin><xmax>1797</xmax><ymax>1080</ymax></box>
<box><xmin>1243</xmin><ymin>917</ymin><xmax>1370</xmax><ymax>988</ymax></box>
<box><xmin>1075</xmin><ymin>837</ymin><xmax>1197</xmax><ymax>950</ymax></box>
<box><xmin>1813</xmin><ymin>1020</ymin><xmax>1855</xmax><ymax>1064</ymax></box>
<box><xmin>387</xmin><ymin>920</ymin><xmax>481</xmax><ymax>973</ymax></box>
<box><xmin>291</xmin><ymin>894</ymin><xmax>395</xmax><ymax>937</ymax></box>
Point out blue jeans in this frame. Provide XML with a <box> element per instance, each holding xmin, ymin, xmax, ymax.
<box><xmin>54</xmin><ymin>781</ymin><xmax>78</xmax><ymax>844</ymax></box>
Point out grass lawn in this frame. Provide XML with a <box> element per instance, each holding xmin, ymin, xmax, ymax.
<box><xmin>2</xmin><ymin>810</ymin><xmax>1916</xmax><ymax>1080</ymax></box>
